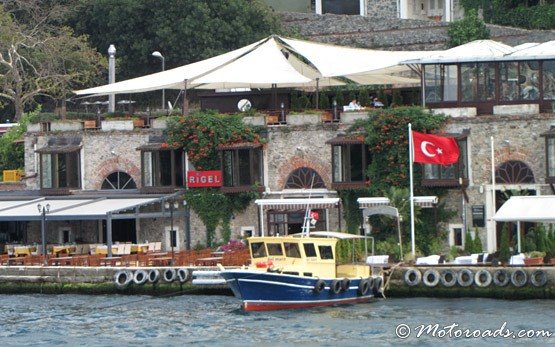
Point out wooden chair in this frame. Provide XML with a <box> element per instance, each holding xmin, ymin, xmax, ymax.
<box><xmin>23</xmin><ymin>255</ymin><xmax>45</xmax><ymax>266</ymax></box>
<box><xmin>137</xmin><ymin>253</ymin><xmax>151</xmax><ymax>266</ymax></box>
<box><xmin>0</xmin><ymin>254</ymin><xmax>9</xmax><ymax>265</ymax></box>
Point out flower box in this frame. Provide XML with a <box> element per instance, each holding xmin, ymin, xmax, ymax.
<box><xmin>101</xmin><ymin>120</ymin><xmax>134</xmax><ymax>131</ymax></box>
<box><xmin>50</xmin><ymin>120</ymin><xmax>83</xmax><ymax>132</ymax></box>
<box><xmin>83</xmin><ymin>120</ymin><xmax>97</xmax><ymax>129</ymax></box>
<box><xmin>523</xmin><ymin>257</ymin><xmax>544</xmax><ymax>266</ymax></box>
<box><xmin>133</xmin><ymin>119</ymin><xmax>145</xmax><ymax>128</ymax></box>
<box><xmin>265</xmin><ymin>115</ymin><xmax>280</xmax><ymax>125</ymax></box>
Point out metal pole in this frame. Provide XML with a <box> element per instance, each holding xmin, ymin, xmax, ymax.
<box><xmin>161</xmin><ymin>57</ymin><xmax>165</xmax><ymax>111</ymax></box>
<box><xmin>107</xmin><ymin>212</ymin><xmax>113</xmax><ymax>257</ymax></box>
<box><xmin>41</xmin><ymin>208</ymin><xmax>46</xmax><ymax>263</ymax></box>
<box><xmin>108</xmin><ymin>45</ymin><xmax>116</xmax><ymax>113</ymax></box>
<box><xmin>170</xmin><ymin>203</ymin><xmax>174</xmax><ymax>262</ymax></box>
<box><xmin>408</xmin><ymin>123</ymin><xmax>416</xmax><ymax>257</ymax></box>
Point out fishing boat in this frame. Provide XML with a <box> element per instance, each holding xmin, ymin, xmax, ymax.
<box><xmin>219</xmin><ymin>230</ymin><xmax>383</xmax><ymax>311</ymax></box>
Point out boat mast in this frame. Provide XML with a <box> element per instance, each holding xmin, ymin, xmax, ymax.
<box><xmin>301</xmin><ymin>173</ymin><xmax>316</xmax><ymax>237</ymax></box>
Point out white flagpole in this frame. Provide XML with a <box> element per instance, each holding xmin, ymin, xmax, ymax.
<box><xmin>490</xmin><ymin>136</ymin><xmax>497</xmax><ymax>252</ymax></box>
<box><xmin>409</xmin><ymin>123</ymin><xmax>416</xmax><ymax>257</ymax></box>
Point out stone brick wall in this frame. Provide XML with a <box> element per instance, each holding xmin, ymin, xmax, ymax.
<box><xmin>280</xmin><ymin>12</ymin><xmax>555</xmax><ymax>51</ymax></box>
<box><xmin>439</xmin><ymin>113</ymin><xmax>554</xmax><ymax>248</ymax></box>
<box><xmin>366</xmin><ymin>0</ymin><xmax>398</xmax><ymax>19</ymax></box>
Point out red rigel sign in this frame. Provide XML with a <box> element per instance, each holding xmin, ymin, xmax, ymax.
<box><xmin>187</xmin><ymin>170</ymin><xmax>223</xmax><ymax>188</ymax></box>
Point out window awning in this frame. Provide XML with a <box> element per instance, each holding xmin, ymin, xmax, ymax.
<box><xmin>358</xmin><ymin>196</ymin><xmax>438</xmax><ymax>208</ymax></box>
<box><xmin>35</xmin><ymin>137</ymin><xmax>82</xmax><ymax>154</ymax></box>
<box><xmin>326</xmin><ymin>135</ymin><xmax>365</xmax><ymax>145</ymax></box>
<box><xmin>494</xmin><ymin>195</ymin><xmax>555</xmax><ymax>222</ymax></box>
<box><xmin>255</xmin><ymin>198</ymin><xmax>340</xmax><ymax>210</ymax></box>
<box><xmin>217</xmin><ymin>142</ymin><xmax>263</xmax><ymax>150</ymax></box>
<box><xmin>0</xmin><ymin>196</ymin><xmax>176</xmax><ymax>221</ymax></box>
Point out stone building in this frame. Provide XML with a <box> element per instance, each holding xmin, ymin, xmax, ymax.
<box><xmin>265</xmin><ymin>0</ymin><xmax>464</xmax><ymax>22</ymax></box>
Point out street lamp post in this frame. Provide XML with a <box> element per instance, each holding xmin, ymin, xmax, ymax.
<box><xmin>152</xmin><ymin>51</ymin><xmax>165</xmax><ymax>111</ymax></box>
<box><xmin>108</xmin><ymin>44</ymin><xmax>116</xmax><ymax>113</ymax></box>
<box><xmin>165</xmin><ymin>201</ymin><xmax>179</xmax><ymax>263</ymax></box>
<box><xmin>37</xmin><ymin>203</ymin><xmax>50</xmax><ymax>264</ymax></box>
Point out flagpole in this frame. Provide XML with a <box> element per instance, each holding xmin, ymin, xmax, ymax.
<box><xmin>408</xmin><ymin>123</ymin><xmax>416</xmax><ymax>258</ymax></box>
<box><xmin>490</xmin><ymin>136</ymin><xmax>496</xmax><ymax>252</ymax></box>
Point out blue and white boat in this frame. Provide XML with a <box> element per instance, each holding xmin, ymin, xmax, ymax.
<box><xmin>220</xmin><ymin>231</ymin><xmax>382</xmax><ymax>311</ymax></box>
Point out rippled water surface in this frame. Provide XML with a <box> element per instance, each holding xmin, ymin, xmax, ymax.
<box><xmin>0</xmin><ymin>294</ymin><xmax>553</xmax><ymax>346</ymax></box>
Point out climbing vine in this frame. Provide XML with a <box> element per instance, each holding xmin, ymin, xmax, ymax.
<box><xmin>165</xmin><ymin>111</ymin><xmax>265</xmax><ymax>246</ymax></box>
<box><xmin>339</xmin><ymin>106</ymin><xmax>455</xmax><ymax>257</ymax></box>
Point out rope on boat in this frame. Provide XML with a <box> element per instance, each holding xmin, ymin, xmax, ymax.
<box><xmin>382</xmin><ymin>262</ymin><xmax>404</xmax><ymax>299</ymax></box>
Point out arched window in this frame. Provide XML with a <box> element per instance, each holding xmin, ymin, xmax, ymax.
<box><xmin>285</xmin><ymin>167</ymin><xmax>325</xmax><ymax>189</ymax></box>
<box><xmin>495</xmin><ymin>160</ymin><xmax>535</xmax><ymax>184</ymax></box>
<box><xmin>102</xmin><ymin>171</ymin><xmax>137</xmax><ymax>190</ymax></box>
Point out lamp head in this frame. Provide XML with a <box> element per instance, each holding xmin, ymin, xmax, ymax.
<box><xmin>108</xmin><ymin>44</ymin><xmax>116</xmax><ymax>56</ymax></box>
<box><xmin>152</xmin><ymin>51</ymin><xmax>164</xmax><ymax>60</ymax></box>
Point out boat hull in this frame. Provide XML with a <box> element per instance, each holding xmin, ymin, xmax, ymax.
<box><xmin>220</xmin><ymin>270</ymin><xmax>374</xmax><ymax>312</ymax></box>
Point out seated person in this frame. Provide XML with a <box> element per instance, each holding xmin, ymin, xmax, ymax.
<box><xmin>347</xmin><ymin>99</ymin><xmax>362</xmax><ymax>110</ymax></box>
<box><xmin>372</xmin><ymin>97</ymin><xmax>384</xmax><ymax>108</ymax></box>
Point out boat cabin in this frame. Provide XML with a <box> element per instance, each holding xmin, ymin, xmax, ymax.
<box><xmin>246</xmin><ymin>234</ymin><xmax>370</xmax><ymax>279</ymax></box>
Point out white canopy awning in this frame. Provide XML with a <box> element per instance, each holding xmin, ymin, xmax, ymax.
<box><xmin>493</xmin><ymin>195</ymin><xmax>555</xmax><ymax>223</ymax></box>
<box><xmin>357</xmin><ymin>196</ymin><xmax>438</xmax><ymax>208</ymax></box>
<box><xmin>402</xmin><ymin>40</ymin><xmax>515</xmax><ymax>65</ymax></box>
<box><xmin>75</xmin><ymin>35</ymin><xmax>438</xmax><ymax>96</ymax></box>
<box><xmin>255</xmin><ymin>198</ymin><xmax>340</xmax><ymax>210</ymax></box>
<box><xmin>0</xmin><ymin>196</ymin><xmax>170</xmax><ymax>221</ymax></box>
<box><xmin>499</xmin><ymin>40</ymin><xmax>555</xmax><ymax>61</ymax></box>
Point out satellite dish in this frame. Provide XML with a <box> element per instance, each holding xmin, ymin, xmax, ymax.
<box><xmin>237</xmin><ymin>99</ymin><xmax>252</xmax><ymax>112</ymax></box>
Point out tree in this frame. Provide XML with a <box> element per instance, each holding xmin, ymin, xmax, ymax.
<box><xmin>69</xmin><ymin>0</ymin><xmax>283</xmax><ymax>81</ymax></box>
<box><xmin>447</xmin><ymin>9</ymin><xmax>490</xmax><ymax>48</ymax></box>
<box><xmin>0</xmin><ymin>2</ymin><xmax>105</xmax><ymax>121</ymax></box>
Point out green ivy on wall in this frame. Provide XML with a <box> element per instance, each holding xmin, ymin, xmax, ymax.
<box><xmin>339</xmin><ymin>106</ymin><xmax>454</xmax><ymax>256</ymax></box>
<box><xmin>165</xmin><ymin>111</ymin><xmax>265</xmax><ymax>246</ymax></box>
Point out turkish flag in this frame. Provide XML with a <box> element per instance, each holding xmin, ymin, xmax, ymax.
<box><xmin>412</xmin><ymin>131</ymin><xmax>460</xmax><ymax>165</ymax></box>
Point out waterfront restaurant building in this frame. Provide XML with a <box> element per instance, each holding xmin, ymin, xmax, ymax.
<box><xmin>1</xmin><ymin>38</ymin><xmax>554</xmax><ymax>257</ymax></box>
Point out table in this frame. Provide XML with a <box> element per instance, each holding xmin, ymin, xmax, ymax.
<box><xmin>14</xmin><ymin>246</ymin><xmax>33</xmax><ymax>257</ymax></box>
<box><xmin>53</xmin><ymin>245</ymin><xmax>76</xmax><ymax>255</ymax></box>
<box><xmin>131</xmin><ymin>244</ymin><xmax>149</xmax><ymax>254</ymax></box>
<box><xmin>95</xmin><ymin>246</ymin><xmax>118</xmax><ymax>255</ymax></box>
<box><xmin>196</xmin><ymin>257</ymin><xmax>223</xmax><ymax>266</ymax></box>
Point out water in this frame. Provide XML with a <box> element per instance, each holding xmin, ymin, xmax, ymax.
<box><xmin>0</xmin><ymin>294</ymin><xmax>553</xmax><ymax>346</ymax></box>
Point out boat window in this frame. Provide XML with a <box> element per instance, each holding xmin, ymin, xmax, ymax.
<box><xmin>284</xmin><ymin>243</ymin><xmax>301</xmax><ymax>258</ymax></box>
<box><xmin>250</xmin><ymin>242</ymin><xmax>267</xmax><ymax>258</ymax></box>
<box><xmin>267</xmin><ymin>243</ymin><xmax>283</xmax><ymax>256</ymax></box>
<box><xmin>318</xmin><ymin>245</ymin><xmax>334</xmax><ymax>260</ymax></box>
<box><xmin>303</xmin><ymin>243</ymin><xmax>317</xmax><ymax>257</ymax></box>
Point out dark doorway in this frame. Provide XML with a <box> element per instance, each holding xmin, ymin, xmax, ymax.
<box><xmin>102</xmin><ymin>219</ymin><xmax>136</xmax><ymax>243</ymax></box>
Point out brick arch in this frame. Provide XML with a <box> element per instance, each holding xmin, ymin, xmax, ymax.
<box><xmin>94</xmin><ymin>157</ymin><xmax>141</xmax><ymax>190</ymax></box>
<box><xmin>481</xmin><ymin>147</ymin><xmax>534</xmax><ymax>183</ymax></box>
<box><xmin>276</xmin><ymin>156</ymin><xmax>331</xmax><ymax>190</ymax></box>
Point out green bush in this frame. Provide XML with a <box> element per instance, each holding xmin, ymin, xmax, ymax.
<box><xmin>473</xmin><ymin>230</ymin><xmax>483</xmax><ymax>253</ymax></box>
<box><xmin>499</xmin><ymin>226</ymin><xmax>511</xmax><ymax>263</ymax></box>
<box><xmin>525</xmin><ymin>230</ymin><xmax>537</xmax><ymax>252</ymax></box>
<box><xmin>447</xmin><ymin>9</ymin><xmax>490</xmax><ymax>47</ymax></box>
<box><xmin>464</xmin><ymin>231</ymin><xmax>475</xmax><ymax>254</ymax></box>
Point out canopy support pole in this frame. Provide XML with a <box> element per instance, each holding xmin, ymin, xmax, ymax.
<box><xmin>517</xmin><ymin>222</ymin><xmax>522</xmax><ymax>253</ymax></box>
<box><xmin>107</xmin><ymin>212</ymin><xmax>113</xmax><ymax>257</ymax></box>
<box><xmin>182</xmin><ymin>79</ymin><xmax>189</xmax><ymax>116</ymax></box>
<box><xmin>315</xmin><ymin>78</ymin><xmax>320</xmax><ymax>110</ymax></box>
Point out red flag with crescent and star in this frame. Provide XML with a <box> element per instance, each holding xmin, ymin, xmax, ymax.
<box><xmin>411</xmin><ymin>131</ymin><xmax>460</xmax><ymax>165</ymax></box>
